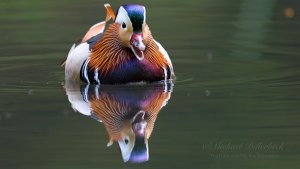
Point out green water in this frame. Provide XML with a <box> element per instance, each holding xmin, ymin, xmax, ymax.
<box><xmin>1</xmin><ymin>0</ymin><xmax>300</xmax><ymax>168</ymax></box>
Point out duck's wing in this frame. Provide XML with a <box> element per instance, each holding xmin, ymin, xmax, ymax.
<box><xmin>81</xmin><ymin>22</ymin><xmax>106</xmax><ymax>43</ymax></box>
<box><xmin>82</xmin><ymin>3</ymin><xmax>115</xmax><ymax>43</ymax></box>
<box><xmin>154</xmin><ymin>40</ymin><xmax>175</xmax><ymax>79</ymax></box>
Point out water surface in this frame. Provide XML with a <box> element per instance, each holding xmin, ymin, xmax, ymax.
<box><xmin>0</xmin><ymin>0</ymin><xmax>300</xmax><ymax>168</ymax></box>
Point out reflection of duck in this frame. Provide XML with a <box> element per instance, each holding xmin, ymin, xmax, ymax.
<box><xmin>65</xmin><ymin>81</ymin><xmax>173</xmax><ymax>163</ymax></box>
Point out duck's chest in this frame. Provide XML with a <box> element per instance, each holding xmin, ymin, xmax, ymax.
<box><xmin>101</xmin><ymin>58</ymin><xmax>165</xmax><ymax>84</ymax></box>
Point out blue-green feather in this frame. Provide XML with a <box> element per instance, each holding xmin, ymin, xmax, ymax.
<box><xmin>123</xmin><ymin>4</ymin><xmax>145</xmax><ymax>33</ymax></box>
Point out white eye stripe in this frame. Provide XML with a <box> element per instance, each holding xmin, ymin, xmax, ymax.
<box><xmin>115</xmin><ymin>7</ymin><xmax>132</xmax><ymax>29</ymax></box>
<box><xmin>143</xmin><ymin>6</ymin><xmax>146</xmax><ymax>25</ymax></box>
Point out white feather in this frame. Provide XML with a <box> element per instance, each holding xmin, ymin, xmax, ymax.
<box><xmin>65</xmin><ymin>82</ymin><xmax>92</xmax><ymax>116</ymax></box>
<box><xmin>154</xmin><ymin>40</ymin><xmax>174</xmax><ymax>73</ymax></box>
<box><xmin>65</xmin><ymin>43</ymin><xmax>91</xmax><ymax>82</ymax></box>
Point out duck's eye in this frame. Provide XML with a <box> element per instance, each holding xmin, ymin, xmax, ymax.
<box><xmin>122</xmin><ymin>22</ymin><xmax>126</xmax><ymax>29</ymax></box>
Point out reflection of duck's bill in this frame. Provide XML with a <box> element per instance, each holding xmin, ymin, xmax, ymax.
<box><xmin>128</xmin><ymin>136</ymin><xmax>149</xmax><ymax>163</ymax></box>
<box><xmin>132</xmin><ymin>111</ymin><xmax>147</xmax><ymax>136</ymax></box>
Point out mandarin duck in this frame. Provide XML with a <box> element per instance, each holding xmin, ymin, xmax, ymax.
<box><xmin>63</xmin><ymin>3</ymin><xmax>174</xmax><ymax>84</ymax></box>
<box><xmin>64</xmin><ymin>81</ymin><xmax>173</xmax><ymax>163</ymax></box>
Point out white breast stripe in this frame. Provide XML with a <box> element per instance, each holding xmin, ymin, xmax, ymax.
<box><xmin>163</xmin><ymin>67</ymin><xmax>167</xmax><ymax>81</ymax></box>
<box><xmin>83</xmin><ymin>58</ymin><xmax>90</xmax><ymax>84</ymax></box>
<box><xmin>95</xmin><ymin>84</ymin><xmax>100</xmax><ymax>100</ymax></box>
<box><xmin>94</xmin><ymin>68</ymin><xmax>100</xmax><ymax>84</ymax></box>
<box><xmin>82</xmin><ymin>84</ymin><xmax>89</xmax><ymax>102</ymax></box>
<box><xmin>163</xmin><ymin>67</ymin><xmax>167</xmax><ymax>92</ymax></box>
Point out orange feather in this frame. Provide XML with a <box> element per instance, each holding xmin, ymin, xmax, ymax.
<box><xmin>89</xmin><ymin>88</ymin><xmax>170</xmax><ymax>141</ymax></box>
<box><xmin>89</xmin><ymin>23</ymin><xmax>170</xmax><ymax>76</ymax></box>
<box><xmin>81</xmin><ymin>4</ymin><xmax>115</xmax><ymax>43</ymax></box>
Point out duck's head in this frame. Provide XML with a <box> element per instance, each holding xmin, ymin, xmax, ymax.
<box><xmin>115</xmin><ymin>4</ymin><xmax>148</xmax><ymax>60</ymax></box>
<box><xmin>117</xmin><ymin>111</ymin><xmax>149</xmax><ymax>163</ymax></box>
